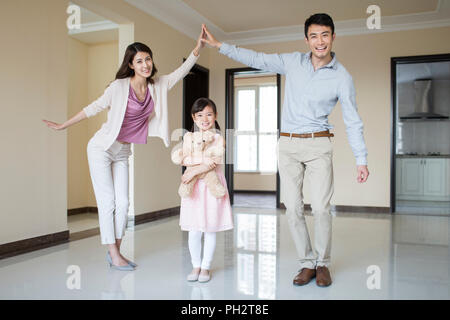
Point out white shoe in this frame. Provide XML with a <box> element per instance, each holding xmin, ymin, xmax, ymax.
<box><xmin>198</xmin><ymin>270</ymin><xmax>211</xmax><ymax>283</ymax></box>
<box><xmin>187</xmin><ymin>271</ymin><xmax>200</xmax><ymax>282</ymax></box>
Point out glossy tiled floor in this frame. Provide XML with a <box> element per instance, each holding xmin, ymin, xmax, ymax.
<box><xmin>0</xmin><ymin>207</ymin><xmax>449</xmax><ymax>299</ymax></box>
<box><xmin>233</xmin><ymin>192</ymin><xmax>277</xmax><ymax>208</ymax></box>
<box><xmin>68</xmin><ymin>213</ymin><xmax>99</xmax><ymax>233</ymax></box>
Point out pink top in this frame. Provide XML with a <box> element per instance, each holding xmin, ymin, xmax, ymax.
<box><xmin>116</xmin><ymin>85</ymin><xmax>154</xmax><ymax>144</ymax></box>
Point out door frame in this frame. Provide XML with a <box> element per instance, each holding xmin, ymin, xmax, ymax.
<box><xmin>225</xmin><ymin>67</ymin><xmax>282</xmax><ymax>207</ymax></box>
<box><xmin>390</xmin><ymin>53</ymin><xmax>450</xmax><ymax>213</ymax></box>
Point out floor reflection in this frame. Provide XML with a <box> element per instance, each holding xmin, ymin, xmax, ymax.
<box><xmin>101</xmin><ymin>271</ymin><xmax>134</xmax><ymax>300</ymax></box>
<box><xmin>390</xmin><ymin>214</ymin><xmax>450</xmax><ymax>299</ymax></box>
<box><xmin>234</xmin><ymin>212</ymin><xmax>279</xmax><ymax>299</ymax></box>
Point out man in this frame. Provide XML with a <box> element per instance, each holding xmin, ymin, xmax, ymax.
<box><xmin>201</xmin><ymin>13</ymin><xmax>369</xmax><ymax>287</ymax></box>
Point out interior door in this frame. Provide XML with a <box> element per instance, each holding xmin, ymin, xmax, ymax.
<box><xmin>183</xmin><ymin>63</ymin><xmax>209</xmax><ymax>132</ymax></box>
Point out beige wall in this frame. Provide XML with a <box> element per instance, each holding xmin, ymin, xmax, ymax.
<box><xmin>0</xmin><ymin>0</ymin><xmax>68</xmax><ymax>244</ymax></box>
<box><xmin>86</xmin><ymin>41</ymin><xmax>119</xmax><ymax>206</ymax></box>
<box><xmin>3</xmin><ymin>0</ymin><xmax>450</xmax><ymax>247</ymax></box>
<box><xmin>234</xmin><ymin>173</ymin><xmax>276</xmax><ymax>191</ymax></box>
<box><xmin>1</xmin><ymin>0</ymin><xmax>206</xmax><ymax>245</ymax></box>
<box><xmin>68</xmin><ymin>38</ymin><xmax>89</xmax><ymax>209</ymax></box>
<box><xmin>67</xmin><ymin>39</ymin><xmax>118</xmax><ymax>209</ymax></box>
<box><xmin>234</xmin><ymin>76</ymin><xmax>276</xmax><ymax>86</ymax></box>
<box><xmin>207</xmin><ymin>26</ymin><xmax>450</xmax><ymax>207</ymax></box>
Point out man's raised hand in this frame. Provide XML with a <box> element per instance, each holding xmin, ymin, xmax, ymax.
<box><xmin>200</xmin><ymin>25</ymin><xmax>222</xmax><ymax>49</ymax></box>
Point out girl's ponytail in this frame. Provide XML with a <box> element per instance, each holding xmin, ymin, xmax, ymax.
<box><xmin>214</xmin><ymin>120</ymin><xmax>221</xmax><ymax>132</ymax></box>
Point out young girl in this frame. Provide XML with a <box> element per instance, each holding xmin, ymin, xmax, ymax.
<box><xmin>173</xmin><ymin>98</ymin><xmax>233</xmax><ymax>282</ymax></box>
<box><xmin>43</xmin><ymin>26</ymin><xmax>206</xmax><ymax>271</ymax></box>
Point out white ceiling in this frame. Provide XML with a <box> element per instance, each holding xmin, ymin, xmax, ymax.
<box><xmin>69</xmin><ymin>29</ymin><xmax>118</xmax><ymax>45</ymax></box>
<box><xmin>125</xmin><ymin>0</ymin><xmax>450</xmax><ymax>45</ymax></box>
<box><xmin>69</xmin><ymin>0</ymin><xmax>450</xmax><ymax>45</ymax></box>
<box><xmin>182</xmin><ymin>0</ymin><xmax>439</xmax><ymax>32</ymax></box>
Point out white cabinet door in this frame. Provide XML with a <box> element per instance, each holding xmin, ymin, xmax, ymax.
<box><xmin>400</xmin><ymin>158</ymin><xmax>423</xmax><ymax>196</ymax></box>
<box><xmin>423</xmin><ymin>159</ymin><xmax>447</xmax><ymax>197</ymax></box>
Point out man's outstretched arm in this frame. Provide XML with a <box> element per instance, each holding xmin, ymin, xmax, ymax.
<box><xmin>201</xmin><ymin>25</ymin><xmax>289</xmax><ymax>75</ymax></box>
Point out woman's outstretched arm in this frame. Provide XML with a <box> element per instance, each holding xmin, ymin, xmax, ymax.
<box><xmin>43</xmin><ymin>80</ymin><xmax>116</xmax><ymax>130</ymax></box>
<box><xmin>42</xmin><ymin>109</ymin><xmax>87</xmax><ymax>130</ymax></box>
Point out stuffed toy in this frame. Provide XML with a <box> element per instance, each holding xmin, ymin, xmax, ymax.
<box><xmin>171</xmin><ymin>130</ymin><xmax>226</xmax><ymax>198</ymax></box>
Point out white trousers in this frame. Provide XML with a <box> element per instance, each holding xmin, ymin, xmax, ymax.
<box><xmin>188</xmin><ymin>231</ymin><xmax>216</xmax><ymax>270</ymax></box>
<box><xmin>87</xmin><ymin>139</ymin><xmax>132</xmax><ymax>245</ymax></box>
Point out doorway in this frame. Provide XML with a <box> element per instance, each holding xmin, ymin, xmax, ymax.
<box><xmin>181</xmin><ymin>62</ymin><xmax>209</xmax><ymax>176</ymax></box>
<box><xmin>183</xmin><ymin>63</ymin><xmax>210</xmax><ymax>132</ymax></box>
<box><xmin>391</xmin><ymin>54</ymin><xmax>450</xmax><ymax>215</ymax></box>
<box><xmin>225</xmin><ymin>68</ymin><xmax>281</xmax><ymax>208</ymax></box>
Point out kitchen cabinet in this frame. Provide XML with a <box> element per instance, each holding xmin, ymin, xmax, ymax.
<box><xmin>423</xmin><ymin>159</ymin><xmax>447</xmax><ymax>197</ymax></box>
<box><xmin>396</xmin><ymin>157</ymin><xmax>450</xmax><ymax>201</ymax></box>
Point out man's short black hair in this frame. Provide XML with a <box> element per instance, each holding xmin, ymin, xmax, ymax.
<box><xmin>304</xmin><ymin>13</ymin><xmax>335</xmax><ymax>38</ymax></box>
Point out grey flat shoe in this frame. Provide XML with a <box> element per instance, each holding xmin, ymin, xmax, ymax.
<box><xmin>127</xmin><ymin>259</ymin><xmax>137</xmax><ymax>268</ymax></box>
<box><xmin>107</xmin><ymin>251</ymin><xmax>137</xmax><ymax>268</ymax></box>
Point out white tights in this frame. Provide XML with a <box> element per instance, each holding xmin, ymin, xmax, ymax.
<box><xmin>188</xmin><ymin>231</ymin><xmax>216</xmax><ymax>270</ymax></box>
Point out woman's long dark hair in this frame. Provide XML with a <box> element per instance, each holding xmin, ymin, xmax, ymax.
<box><xmin>191</xmin><ymin>98</ymin><xmax>221</xmax><ymax>132</ymax></box>
<box><xmin>115</xmin><ymin>42</ymin><xmax>158</xmax><ymax>84</ymax></box>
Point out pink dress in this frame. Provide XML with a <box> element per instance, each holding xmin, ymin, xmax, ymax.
<box><xmin>179</xmin><ymin>134</ymin><xmax>234</xmax><ymax>233</ymax></box>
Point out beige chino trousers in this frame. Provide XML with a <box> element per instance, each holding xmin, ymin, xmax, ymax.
<box><xmin>277</xmin><ymin>135</ymin><xmax>334</xmax><ymax>270</ymax></box>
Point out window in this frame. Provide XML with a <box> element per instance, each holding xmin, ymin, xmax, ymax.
<box><xmin>234</xmin><ymin>84</ymin><xmax>278</xmax><ymax>172</ymax></box>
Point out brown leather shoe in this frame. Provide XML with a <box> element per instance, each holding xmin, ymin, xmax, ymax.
<box><xmin>293</xmin><ymin>268</ymin><xmax>316</xmax><ymax>286</ymax></box>
<box><xmin>316</xmin><ymin>266</ymin><xmax>332</xmax><ymax>287</ymax></box>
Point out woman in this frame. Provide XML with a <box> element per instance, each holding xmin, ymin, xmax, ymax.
<box><xmin>43</xmin><ymin>26</ymin><xmax>206</xmax><ymax>271</ymax></box>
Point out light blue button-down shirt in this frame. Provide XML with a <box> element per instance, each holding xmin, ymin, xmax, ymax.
<box><xmin>219</xmin><ymin>42</ymin><xmax>368</xmax><ymax>165</ymax></box>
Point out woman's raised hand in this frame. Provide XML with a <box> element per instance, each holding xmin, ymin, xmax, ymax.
<box><xmin>193</xmin><ymin>24</ymin><xmax>207</xmax><ymax>56</ymax></box>
<box><xmin>42</xmin><ymin>119</ymin><xmax>66</xmax><ymax>130</ymax></box>
<box><xmin>200</xmin><ymin>25</ymin><xmax>221</xmax><ymax>49</ymax></box>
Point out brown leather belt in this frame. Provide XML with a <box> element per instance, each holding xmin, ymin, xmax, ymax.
<box><xmin>280</xmin><ymin>130</ymin><xmax>334</xmax><ymax>138</ymax></box>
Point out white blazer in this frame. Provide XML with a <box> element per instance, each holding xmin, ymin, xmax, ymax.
<box><xmin>83</xmin><ymin>50</ymin><xmax>199</xmax><ymax>150</ymax></box>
